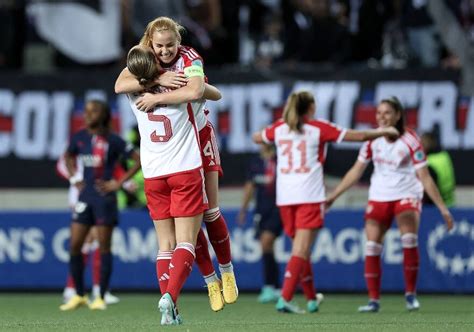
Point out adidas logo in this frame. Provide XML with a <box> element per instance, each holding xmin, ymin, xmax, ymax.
<box><xmin>159</xmin><ymin>273</ymin><xmax>170</xmax><ymax>281</ymax></box>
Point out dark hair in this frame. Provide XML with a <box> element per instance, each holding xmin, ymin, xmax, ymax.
<box><xmin>380</xmin><ymin>96</ymin><xmax>405</xmax><ymax>136</ymax></box>
<box><xmin>87</xmin><ymin>99</ymin><xmax>111</xmax><ymax>131</ymax></box>
<box><xmin>283</xmin><ymin>91</ymin><xmax>315</xmax><ymax>133</ymax></box>
<box><xmin>127</xmin><ymin>45</ymin><xmax>159</xmax><ymax>86</ymax></box>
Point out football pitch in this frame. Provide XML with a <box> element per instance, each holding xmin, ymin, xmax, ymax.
<box><xmin>0</xmin><ymin>293</ymin><xmax>472</xmax><ymax>331</ymax></box>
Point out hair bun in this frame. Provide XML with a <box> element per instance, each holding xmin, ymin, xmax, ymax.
<box><xmin>139</xmin><ymin>78</ymin><xmax>148</xmax><ymax>85</ymax></box>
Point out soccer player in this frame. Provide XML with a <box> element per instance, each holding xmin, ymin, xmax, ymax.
<box><xmin>237</xmin><ymin>144</ymin><xmax>282</xmax><ymax>303</ymax></box>
<box><xmin>115</xmin><ymin>17</ymin><xmax>238</xmax><ymax>314</ymax></box>
<box><xmin>59</xmin><ymin>100</ymin><xmax>141</xmax><ymax>311</ymax></box>
<box><xmin>253</xmin><ymin>91</ymin><xmax>399</xmax><ymax>314</ymax></box>
<box><xmin>56</xmin><ymin>155</ymin><xmax>120</xmax><ymax>305</ymax></box>
<box><xmin>327</xmin><ymin>96</ymin><xmax>454</xmax><ymax>312</ymax></box>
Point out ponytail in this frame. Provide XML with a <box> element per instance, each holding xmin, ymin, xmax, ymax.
<box><xmin>283</xmin><ymin>91</ymin><xmax>315</xmax><ymax>133</ymax></box>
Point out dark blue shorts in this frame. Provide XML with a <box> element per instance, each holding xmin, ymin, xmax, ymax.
<box><xmin>72</xmin><ymin>195</ymin><xmax>118</xmax><ymax>226</ymax></box>
<box><xmin>253</xmin><ymin>208</ymin><xmax>282</xmax><ymax>238</ymax></box>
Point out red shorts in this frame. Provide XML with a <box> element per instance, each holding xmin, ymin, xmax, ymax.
<box><xmin>279</xmin><ymin>203</ymin><xmax>325</xmax><ymax>238</ymax></box>
<box><xmin>365</xmin><ymin>198</ymin><xmax>422</xmax><ymax>227</ymax></box>
<box><xmin>144</xmin><ymin>168</ymin><xmax>208</xmax><ymax>220</ymax></box>
<box><xmin>199</xmin><ymin>122</ymin><xmax>223</xmax><ymax>176</ymax></box>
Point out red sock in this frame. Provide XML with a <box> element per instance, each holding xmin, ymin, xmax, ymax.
<box><xmin>204</xmin><ymin>208</ymin><xmax>231</xmax><ymax>265</ymax></box>
<box><xmin>365</xmin><ymin>255</ymin><xmax>381</xmax><ymax>300</ymax></box>
<box><xmin>66</xmin><ymin>275</ymin><xmax>75</xmax><ymax>288</ymax></box>
<box><xmin>167</xmin><ymin>243</ymin><xmax>195</xmax><ymax>303</ymax></box>
<box><xmin>300</xmin><ymin>260</ymin><xmax>316</xmax><ymax>300</ymax></box>
<box><xmin>403</xmin><ymin>247</ymin><xmax>419</xmax><ymax>294</ymax></box>
<box><xmin>194</xmin><ymin>229</ymin><xmax>215</xmax><ymax>276</ymax></box>
<box><xmin>281</xmin><ymin>256</ymin><xmax>305</xmax><ymax>301</ymax></box>
<box><xmin>156</xmin><ymin>250</ymin><xmax>173</xmax><ymax>295</ymax></box>
<box><xmin>92</xmin><ymin>248</ymin><xmax>101</xmax><ymax>286</ymax></box>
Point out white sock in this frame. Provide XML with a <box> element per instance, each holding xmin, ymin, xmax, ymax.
<box><xmin>203</xmin><ymin>272</ymin><xmax>219</xmax><ymax>285</ymax></box>
<box><xmin>219</xmin><ymin>262</ymin><xmax>233</xmax><ymax>274</ymax></box>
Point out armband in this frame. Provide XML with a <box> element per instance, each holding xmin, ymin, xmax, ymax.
<box><xmin>184</xmin><ymin>65</ymin><xmax>204</xmax><ymax>78</ymax></box>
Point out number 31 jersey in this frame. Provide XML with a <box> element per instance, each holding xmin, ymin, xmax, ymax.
<box><xmin>127</xmin><ymin>93</ymin><xmax>203</xmax><ymax>179</ymax></box>
<box><xmin>262</xmin><ymin>119</ymin><xmax>346</xmax><ymax>206</ymax></box>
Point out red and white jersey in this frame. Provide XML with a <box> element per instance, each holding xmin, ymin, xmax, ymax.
<box><xmin>127</xmin><ymin>93</ymin><xmax>203</xmax><ymax>179</ymax></box>
<box><xmin>358</xmin><ymin>128</ymin><xmax>427</xmax><ymax>201</ymax></box>
<box><xmin>262</xmin><ymin>119</ymin><xmax>346</xmax><ymax>205</ymax></box>
<box><xmin>160</xmin><ymin>45</ymin><xmax>207</xmax><ymax>131</ymax></box>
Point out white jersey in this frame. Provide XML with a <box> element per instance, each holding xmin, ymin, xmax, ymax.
<box><xmin>262</xmin><ymin>119</ymin><xmax>346</xmax><ymax>206</ymax></box>
<box><xmin>358</xmin><ymin>128</ymin><xmax>427</xmax><ymax>201</ymax></box>
<box><xmin>127</xmin><ymin>93</ymin><xmax>203</xmax><ymax>178</ymax></box>
<box><xmin>160</xmin><ymin>45</ymin><xmax>208</xmax><ymax>131</ymax></box>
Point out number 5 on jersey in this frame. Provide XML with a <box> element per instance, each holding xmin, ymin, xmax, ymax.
<box><xmin>148</xmin><ymin>113</ymin><xmax>173</xmax><ymax>142</ymax></box>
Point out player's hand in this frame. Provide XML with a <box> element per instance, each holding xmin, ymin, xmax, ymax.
<box><xmin>74</xmin><ymin>181</ymin><xmax>85</xmax><ymax>192</ymax></box>
<box><xmin>136</xmin><ymin>93</ymin><xmax>159</xmax><ymax>112</ymax></box>
<box><xmin>95</xmin><ymin>179</ymin><xmax>120</xmax><ymax>194</ymax></box>
<box><xmin>237</xmin><ymin>210</ymin><xmax>247</xmax><ymax>226</ymax></box>
<box><xmin>382</xmin><ymin>126</ymin><xmax>399</xmax><ymax>140</ymax></box>
<box><xmin>325</xmin><ymin>195</ymin><xmax>336</xmax><ymax>211</ymax></box>
<box><xmin>157</xmin><ymin>71</ymin><xmax>188</xmax><ymax>89</ymax></box>
<box><xmin>440</xmin><ymin>208</ymin><xmax>454</xmax><ymax>231</ymax></box>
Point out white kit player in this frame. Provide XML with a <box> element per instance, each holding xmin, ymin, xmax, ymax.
<box><xmin>253</xmin><ymin>91</ymin><xmax>400</xmax><ymax>314</ymax></box>
<box><xmin>327</xmin><ymin>96</ymin><xmax>453</xmax><ymax>313</ymax></box>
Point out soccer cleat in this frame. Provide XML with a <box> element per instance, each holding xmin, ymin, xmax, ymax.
<box><xmin>221</xmin><ymin>272</ymin><xmax>239</xmax><ymax>304</ymax></box>
<box><xmin>257</xmin><ymin>286</ymin><xmax>280</xmax><ymax>303</ymax></box>
<box><xmin>89</xmin><ymin>297</ymin><xmax>107</xmax><ymax>310</ymax></box>
<box><xmin>207</xmin><ymin>280</ymin><xmax>225</xmax><ymax>312</ymax></box>
<box><xmin>307</xmin><ymin>293</ymin><xmax>324</xmax><ymax>313</ymax></box>
<box><xmin>62</xmin><ymin>287</ymin><xmax>76</xmax><ymax>304</ymax></box>
<box><xmin>59</xmin><ymin>295</ymin><xmax>88</xmax><ymax>311</ymax></box>
<box><xmin>358</xmin><ymin>300</ymin><xmax>380</xmax><ymax>313</ymax></box>
<box><xmin>104</xmin><ymin>292</ymin><xmax>120</xmax><ymax>305</ymax></box>
<box><xmin>276</xmin><ymin>297</ymin><xmax>306</xmax><ymax>314</ymax></box>
<box><xmin>405</xmin><ymin>294</ymin><xmax>420</xmax><ymax>311</ymax></box>
<box><xmin>158</xmin><ymin>293</ymin><xmax>180</xmax><ymax>325</ymax></box>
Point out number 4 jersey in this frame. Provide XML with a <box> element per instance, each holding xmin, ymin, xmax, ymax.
<box><xmin>127</xmin><ymin>93</ymin><xmax>203</xmax><ymax>179</ymax></box>
<box><xmin>262</xmin><ymin>119</ymin><xmax>346</xmax><ymax>206</ymax></box>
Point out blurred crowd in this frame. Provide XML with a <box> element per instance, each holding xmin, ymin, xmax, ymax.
<box><xmin>1</xmin><ymin>0</ymin><xmax>473</xmax><ymax>72</ymax></box>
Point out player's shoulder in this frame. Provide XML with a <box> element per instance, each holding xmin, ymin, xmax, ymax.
<box><xmin>179</xmin><ymin>45</ymin><xmax>202</xmax><ymax>61</ymax></box>
<box><xmin>269</xmin><ymin>118</ymin><xmax>286</xmax><ymax>129</ymax></box>
<box><xmin>400</xmin><ymin>128</ymin><xmax>422</xmax><ymax>150</ymax></box>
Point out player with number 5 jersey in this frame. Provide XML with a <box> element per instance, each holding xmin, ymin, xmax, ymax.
<box><xmin>253</xmin><ymin>91</ymin><xmax>400</xmax><ymax>314</ymax></box>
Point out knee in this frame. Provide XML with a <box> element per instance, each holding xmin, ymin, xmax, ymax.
<box><xmin>366</xmin><ymin>241</ymin><xmax>383</xmax><ymax>256</ymax></box>
<box><xmin>401</xmin><ymin>233</ymin><xmax>418</xmax><ymax>248</ymax></box>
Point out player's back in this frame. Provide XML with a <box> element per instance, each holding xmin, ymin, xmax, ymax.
<box><xmin>127</xmin><ymin>93</ymin><xmax>202</xmax><ymax>178</ymax></box>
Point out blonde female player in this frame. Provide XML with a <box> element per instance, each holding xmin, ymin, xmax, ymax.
<box><xmin>115</xmin><ymin>17</ymin><xmax>238</xmax><ymax>312</ymax></box>
<box><xmin>327</xmin><ymin>96</ymin><xmax>454</xmax><ymax>313</ymax></box>
<box><xmin>253</xmin><ymin>91</ymin><xmax>399</xmax><ymax>314</ymax></box>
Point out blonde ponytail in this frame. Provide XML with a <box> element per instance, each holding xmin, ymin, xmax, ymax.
<box><xmin>283</xmin><ymin>91</ymin><xmax>315</xmax><ymax>133</ymax></box>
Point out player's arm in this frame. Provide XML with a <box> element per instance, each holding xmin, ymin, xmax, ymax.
<box><xmin>237</xmin><ymin>180</ymin><xmax>255</xmax><ymax>226</ymax></box>
<box><xmin>326</xmin><ymin>160</ymin><xmax>367</xmax><ymax>208</ymax></box>
<box><xmin>416</xmin><ymin>166</ymin><xmax>454</xmax><ymax>230</ymax></box>
<box><xmin>115</xmin><ymin>67</ymin><xmax>188</xmax><ymax>94</ymax></box>
<box><xmin>136</xmin><ymin>76</ymin><xmax>205</xmax><ymax>111</ymax></box>
<box><xmin>203</xmin><ymin>83</ymin><xmax>222</xmax><ymax>101</ymax></box>
<box><xmin>96</xmin><ymin>151</ymin><xmax>141</xmax><ymax>193</ymax></box>
<box><xmin>343</xmin><ymin>127</ymin><xmax>399</xmax><ymax>141</ymax></box>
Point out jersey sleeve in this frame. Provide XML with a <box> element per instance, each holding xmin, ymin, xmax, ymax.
<box><xmin>318</xmin><ymin>120</ymin><xmax>347</xmax><ymax>143</ymax></box>
<box><xmin>402</xmin><ymin>131</ymin><xmax>427</xmax><ymax>169</ymax></box>
<box><xmin>262</xmin><ymin>123</ymin><xmax>277</xmax><ymax>144</ymax></box>
<box><xmin>358</xmin><ymin>141</ymin><xmax>373</xmax><ymax>163</ymax></box>
<box><xmin>182</xmin><ymin>47</ymin><xmax>205</xmax><ymax>78</ymax></box>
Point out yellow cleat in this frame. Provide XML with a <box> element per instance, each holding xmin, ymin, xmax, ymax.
<box><xmin>59</xmin><ymin>295</ymin><xmax>88</xmax><ymax>311</ymax></box>
<box><xmin>89</xmin><ymin>297</ymin><xmax>107</xmax><ymax>310</ymax></box>
<box><xmin>207</xmin><ymin>280</ymin><xmax>225</xmax><ymax>312</ymax></box>
<box><xmin>221</xmin><ymin>272</ymin><xmax>238</xmax><ymax>304</ymax></box>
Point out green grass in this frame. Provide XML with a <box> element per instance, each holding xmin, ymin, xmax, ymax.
<box><xmin>0</xmin><ymin>293</ymin><xmax>472</xmax><ymax>331</ymax></box>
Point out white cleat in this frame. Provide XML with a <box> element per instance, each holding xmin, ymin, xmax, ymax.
<box><xmin>405</xmin><ymin>294</ymin><xmax>420</xmax><ymax>311</ymax></box>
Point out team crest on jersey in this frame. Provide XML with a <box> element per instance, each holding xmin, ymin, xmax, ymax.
<box><xmin>414</xmin><ymin>150</ymin><xmax>425</xmax><ymax>161</ymax></box>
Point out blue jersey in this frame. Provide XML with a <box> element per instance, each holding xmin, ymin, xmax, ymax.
<box><xmin>246</xmin><ymin>156</ymin><xmax>277</xmax><ymax>216</ymax></box>
<box><xmin>67</xmin><ymin>129</ymin><xmax>133</xmax><ymax>201</ymax></box>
